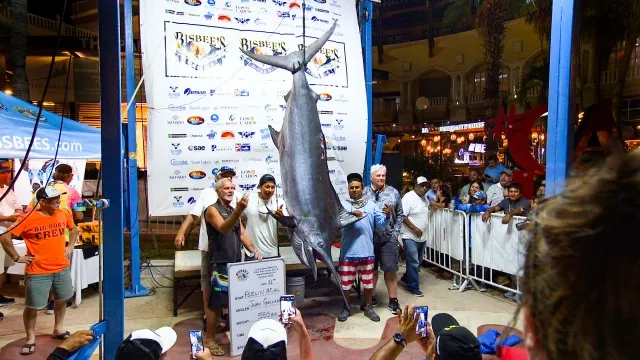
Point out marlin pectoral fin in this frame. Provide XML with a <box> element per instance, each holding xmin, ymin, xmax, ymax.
<box><xmin>264</xmin><ymin>204</ymin><xmax>297</xmax><ymax>228</ymax></box>
<box><xmin>268</xmin><ymin>125</ymin><xmax>281</xmax><ymax>150</ymax></box>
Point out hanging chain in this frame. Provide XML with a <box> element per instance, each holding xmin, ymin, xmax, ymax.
<box><xmin>302</xmin><ymin>0</ymin><xmax>306</xmax><ymax>65</ymax></box>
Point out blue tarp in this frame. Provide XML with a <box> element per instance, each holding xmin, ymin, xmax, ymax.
<box><xmin>0</xmin><ymin>92</ymin><xmax>101</xmax><ymax>159</ymax></box>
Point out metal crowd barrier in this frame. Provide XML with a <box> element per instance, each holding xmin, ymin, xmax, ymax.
<box><xmin>422</xmin><ymin>208</ymin><xmax>526</xmax><ymax>295</ymax></box>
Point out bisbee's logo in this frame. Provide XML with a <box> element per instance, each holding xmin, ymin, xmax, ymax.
<box><xmin>187</xmin><ymin>116</ymin><xmax>205</xmax><ymax>125</ymax></box>
<box><xmin>236</xmin><ymin>269</ymin><xmax>249</xmax><ymax>281</ymax></box>
<box><xmin>189</xmin><ymin>170</ymin><xmax>206</xmax><ymax>179</ymax></box>
<box><xmin>240</xmin><ymin>37</ymin><xmax>288</xmax><ymax>74</ymax></box>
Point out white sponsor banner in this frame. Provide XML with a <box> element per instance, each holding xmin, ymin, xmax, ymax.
<box><xmin>13</xmin><ymin>159</ymin><xmax>86</xmax><ymax>206</ymax></box>
<box><xmin>140</xmin><ymin>0</ymin><xmax>366</xmax><ymax>216</ymax></box>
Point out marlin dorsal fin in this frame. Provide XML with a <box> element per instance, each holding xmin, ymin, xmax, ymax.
<box><xmin>268</xmin><ymin>125</ymin><xmax>281</xmax><ymax>150</ymax></box>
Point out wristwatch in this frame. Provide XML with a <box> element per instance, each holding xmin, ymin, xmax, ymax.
<box><xmin>393</xmin><ymin>332</ymin><xmax>407</xmax><ymax>348</ymax></box>
<box><xmin>13</xmin><ymin>255</ymin><xmax>20</xmax><ymax>262</ymax></box>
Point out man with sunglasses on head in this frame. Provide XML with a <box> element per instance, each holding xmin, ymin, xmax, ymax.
<box><xmin>244</xmin><ymin>174</ymin><xmax>288</xmax><ymax>259</ymax></box>
<box><xmin>364</xmin><ymin>164</ymin><xmax>404</xmax><ymax>315</ymax></box>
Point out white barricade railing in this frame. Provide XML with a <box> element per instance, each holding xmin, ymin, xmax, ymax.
<box><xmin>464</xmin><ymin>213</ymin><xmax>527</xmax><ymax>294</ymax></box>
<box><xmin>422</xmin><ymin>208</ymin><xmax>467</xmax><ymax>282</ymax></box>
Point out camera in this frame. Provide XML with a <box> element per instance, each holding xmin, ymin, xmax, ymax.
<box><xmin>516</xmin><ymin>218</ymin><xmax>531</xmax><ymax>231</ymax></box>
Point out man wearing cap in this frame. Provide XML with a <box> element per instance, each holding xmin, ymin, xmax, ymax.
<box><xmin>364</xmin><ymin>164</ymin><xmax>404</xmax><ymax>315</ymax></box>
<box><xmin>0</xmin><ymin>186</ymin><xmax>77</xmax><ymax>355</ymax></box>
<box><xmin>483</xmin><ymin>155</ymin><xmax>508</xmax><ymax>188</ymax></box>
<box><xmin>242</xmin><ymin>309</ymin><xmax>315</xmax><ymax>360</ymax></box>
<box><xmin>244</xmin><ymin>174</ymin><xmax>288</xmax><ymax>258</ymax></box>
<box><xmin>485</xmin><ymin>169</ymin><xmax>513</xmax><ymax>207</ymax></box>
<box><xmin>337</xmin><ymin>173</ymin><xmax>390</xmax><ymax>322</ymax></box>
<box><xmin>27</xmin><ymin>164</ymin><xmax>84</xmax><ymax>223</ymax></box>
<box><xmin>174</xmin><ymin>166</ymin><xmax>242</xmax><ymax>335</ymax></box>
<box><xmin>0</xmin><ymin>160</ymin><xmax>22</xmax><ymax>308</ymax></box>
<box><xmin>399</xmin><ymin>176</ymin><xmax>430</xmax><ymax>297</ymax></box>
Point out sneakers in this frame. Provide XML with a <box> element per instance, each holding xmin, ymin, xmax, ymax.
<box><xmin>372</xmin><ymin>296</ymin><xmax>378</xmax><ymax>307</ymax></box>
<box><xmin>408</xmin><ymin>289</ymin><xmax>424</xmax><ymax>297</ymax></box>
<box><xmin>0</xmin><ymin>294</ymin><xmax>15</xmax><ymax>307</ymax></box>
<box><xmin>45</xmin><ymin>300</ymin><xmax>73</xmax><ymax>315</ymax></box>
<box><xmin>363</xmin><ymin>306</ymin><xmax>380</xmax><ymax>322</ymax></box>
<box><xmin>387</xmin><ymin>298</ymin><xmax>402</xmax><ymax>315</ymax></box>
<box><xmin>338</xmin><ymin>306</ymin><xmax>350</xmax><ymax>322</ymax></box>
<box><xmin>479</xmin><ymin>283</ymin><xmax>488</xmax><ymax>293</ymax></box>
<box><xmin>504</xmin><ymin>291</ymin><xmax>520</xmax><ymax>301</ymax></box>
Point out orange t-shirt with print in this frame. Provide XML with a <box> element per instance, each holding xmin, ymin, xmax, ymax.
<box><xmin>9</xmin><ymin>210</ymin><xmax>75</xmax><ymax>274</ymax></box>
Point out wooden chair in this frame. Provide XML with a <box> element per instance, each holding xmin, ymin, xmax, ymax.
<box><xmin>173</xmin><ymin>250</ymin><xmax>202</xmax><ymax>316</ymax></box>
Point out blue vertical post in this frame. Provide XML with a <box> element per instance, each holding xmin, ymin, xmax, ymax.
<box><xmin>361</xmin><ymin>0</ymin><xmax>374</xmax><ymax>186</ymax></box>
<box><xmin>123</xmin><ymin>0</ymin><xmax>148</xmax><ymax>298</ymax></box>
<box><xmin>546</xmin><ymin>0</ymin><xmax>577</xmax><ymax>196</ymax></box>
<box><xmin>97</xmin><ymin>0</ymin><xmax>125</xmax><ymax>357</ymax></box>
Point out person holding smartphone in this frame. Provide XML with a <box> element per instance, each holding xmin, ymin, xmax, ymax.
<box><xmin>203</xmin><ymin>178</ymin><xmax>262</xmax><ymax>356</ymax></box>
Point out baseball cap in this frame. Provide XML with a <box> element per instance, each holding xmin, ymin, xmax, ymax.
<box><xmin>218</xmin><ymin>166</ymin><xmax>236</xmax><ymax>176</ymax></box>
<box><xmin>347</xmin><ymin>173</ymin><xmax>363</xmax><ymax>183</ymax></box>
<box><xmin>416</xmin><ymin>176</ymin><xmax>428</xmax><ymax>185</ymax></box>
<box><xmin>500</xmin><ymin>169</ymin><xmax>513</xmax><ymax>176</ymax></box>
<box><xmin>0</xmin><ymin>160</ymin><xmax>10</xmax><ymax>174</ymax></box>
<box><xmin>241</xmin><ymin>319</ymin><xmax>288</xmax><ymax>360</ymax></box>
<box><xmin>259</xmin><ymin>174</ymin><xmax>276</xmax><ymax>186</ymax></box>
<box><xmin>55</xmin><ymin>164</ymin><xmax>73</xmax><ymax>175</ymax></box>
<box><xmin>432</xmin><ymin>313</ymin><xmax>482</xmax><ymax>360</ymax></box>
<box><xmin>471</xmin><ymin>190</ymin><xmax>486</xmax><ymax>200</ymax></box>
<box><xmin>35</xmin><ymin>186</ymin><xmax>66</xmax><ymax>201</ymax></box>
<box><xmin>115</xmin><ymin>327</ymin><xmax>177</xmax><ymax>360</ymax></box>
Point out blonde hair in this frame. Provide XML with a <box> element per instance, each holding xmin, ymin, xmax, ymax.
<box><xmin>369</xmin><ymin>164</ymin><xmax>387</xmax><ymax>177</ymax></box>
<box><xmin>519</xmin><ymin>151</ymin><xmax>640</xmax><ymax>360</ymax></box>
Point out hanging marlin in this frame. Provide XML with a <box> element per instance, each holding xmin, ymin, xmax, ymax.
<box><xmin>239</xmin><ymin>22</ymin><xmax>362</xmax><ymax>306</ymax></box>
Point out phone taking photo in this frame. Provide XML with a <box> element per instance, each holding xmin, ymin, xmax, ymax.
<box><xmin>280</xmin><ymin>295</ymin><xmax>296</xmax><ymax>324</ymax></box>
<box><xmin>189</xmin><ymin>330</ymin><xmax>204</xmax><ymax>359</ymax></box>
<box><xmin>414</xmin><ymin>306</ymin><xmax>429</xmax><ymax>338</ymax></box>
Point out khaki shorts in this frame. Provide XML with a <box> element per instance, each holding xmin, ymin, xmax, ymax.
<box><xmin>25</xmin><ymin>266</ymin><xmax>73</xmax><ymax>309</ymax></box>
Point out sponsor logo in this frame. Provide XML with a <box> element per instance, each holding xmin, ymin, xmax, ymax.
<box><xmin>234</xmin><ymin>89</ymin><xmax>250</xmax><ymax>96</ymax></box>
<box><xmin>319</xmin><ymin>93</ymin><xmax>332</xmax><ymax>101</ymax></box>
<box><xmin>266</xmin><ymin>116</ymin><xmax>275</xmax><ymax>122</ymax></box>
<box><xmin>167</xmin><ymin>115</ymin><xmax>182</xmax><ymax>125</ymax></box>
<box><xmin>329</xmin><ymin>0</ymin><xmax>341</xmax><ymax>7</ymax></box>
<box><xmin>328</xmin><ymin>169</ymin><xmax>336</xmax><ymax>174</ymax></box>
<box><xmin>173</xmin><ymin>196</ymin><xmax>185</xmax><ymax>207</ymax></box>
<box><xmin>184</xmin><ymin>0</ymin><xmax>201</xmax><ymax>5</ymax></box>
<box><xmin>211</xmin><ymin>144</ymin><xmax>233</xmax><ymax>151</ymax></box>
<box><xmin>264</xmin><ymin>104</ymin><xmax>278</xmax><ymax>112</ymax></box>
<box><xmin>332</xmin><ymin>145</ymin><xmax>348</xmax><ymax>151</ymax></box>
<box><xmin>254</xmin><ymin>18</ymin><xmax>267</xmax><ymax>25</ymax></box>
<box><xmin>331</xmin><ymin>135</ymin><xmax>346</xmax><ymax>141</ymax></box>
<box><xmin>238</xmin><ymin>183</ymin><xmax>257</xmax><ymax>191</ymax></box>
<box><xmin>337</xmin><ymin>112</ymin><xmax>347</xmax><ymax>115</ymax></box>
<box><xmin>277</xmin><ymin>11</ymin><xmax>296</xmax><ymax>19</ymax></box>
<box><xmin>235</xmin><ymin>143</ymin><xmax>251</xmax><ymax>152</ymax></box>
<box><xmin>265</xmin><ymin>155</ymin><xmax>279</xmax><ymax>164</ymax></box>
<box><xmin>314</xmin><ymin>0</ymin><xmax>326</xmax><ymax>2</ymax></box>
<box><xmin>240</xmin><ymin>170</ymin><xmax>258</xmax><ymax>179</ymax></box>
<box><xmin>239</xmin><ymin>116</ymin><xmax>256</xmax><ymax>125</ymax></box>
<box><xmin>188</xmin><ymin>145</ymin><xmax>206</xmax><ymax>151</ymax></box>
<box><xmin>183</xmin><ymin>88</ymin><xmax>208</xmax><ymax>96</ymax></box>
<box><xmin>316</xmin><ymin>7</ymin><xmax>329</xmax><ymax>13</ymax></box>
<box><xmin>272</xmin><ymin>0</ymin><xmax>287</xmax><ymax>6</ymax></box>
<box><xmin>210</xmin><ymin>114</ymin><xmax>220</xmax><ymax>122</ymax></box>
<box><xmin>169</xmin><ymin>104</ymin><xmax>186</xmax><ymax>111</ymax></box>
<box><xmin>189</xmin><ymin>170</ymin><xmax>207</xmax><ymax>179</ymax></box>
<box><xmin>221</xmin><ymin>131</ymin><xmax>235</xmax><ymax>139</ymax></box>
<box><xmin>334</xmin><ymin>119</ymin><xmax>344</xmax><ymax>130</ymax></box>
<box><xmin>171</xmin><ymin>159</ymin><xmax>188</xmax><ymax>166</ymax></box>
<box><xmin>189</xmin><ymin>105</ymin><xmax>211</xmax><ymax>111</ymax></box>
<box><xmin>279</xmin><ymin>104</ymin><xmax>287</xmax><ymax>111</ymax></box>
<box><xmin>170</xmin><ymin>143</ymin><xmax>182</xmax><ymax>155</ymax></box>
<box><xmin>170</xmin><ymin>187</ymin><xmax>189</xmax><ymax>192</ymax></box>
<box><xmin>260</xmin><ymin>128</ymin><xmax>271</xmax><ymax>139</ymax></box>
<box><xmin>238</xmin><ymin>131</ymin><xmax>256</xmax><ymax>139</ymax></box>
<box><xmin>218</xmin><ymin>14</ymin><xmax>232</xmax><ymax>22</ymax></box>
<box><xmin>207</xmin><ymin>130</ymin><xmax>217</xmax><ymax>139</ymax></box>
<box><xmin>242</xmin><ymin>156</ymin><xmax>263</xmax><ymax>162</ymax></box>
<box><xmin>187</xmin><ymin>116</ymin><xmax>205</xmax><ymax>125</ymax></box>
<box><xmin>168</xmin><ymin>133</ymin><xmax>187</xmax><ymax>138</ymax></box>
<box><xmin>236</xmin><ymin>269</ymin><xmax>249</xmax><ymax>281</ymax></box>
<box><xmin>221</xmin><ymin>159</ymin><xmax>240</xmax><ymax>164</ymax></box>
<box><xmin>188</xmin><ymin>197</ymin><xmax>196</xmax><ymax>204</ymax></box>
<box><xmin>321</xmin><ymin>123</ymin><xmax>331</xmax><ymax>128</ymax></box>
<box><xmin>169</xmin><ymin>86</ymin><xmax>180</xmax><ymax>98</ymax></box>
<box><xmin>335</xmin><ymin>93</ymin><xmax>348</xmax><ymax>102</ymax></box>
<box><xmin>190</xmin><ymin>160</ymin><xmax>213</xmax><ymax>165</ymax></box>
<box><xmin>318</xmin><ymin>110</ymin><xmax>333</xmax><ymax>115</ymax></box>
<box><xmin>204</xmin><ymin>12</ymin><xmax>214</xmax><ymax>20</ymax></box>
<box><xmin>334</xmin><ymin>179</ymin><xmax>347</xmax><ymax>185</ymax></box>
<box><xmin>170</xmin><ymin>170</ymin><xmax>187</xmax><ymax>180</ymax></box>
<box><xmin>235</xmin><ymin>17</ymin><xmax>250</xmax><ymax>24</ymax></box>
<box><xmin>188</xmin><ymin>12</ymin><xmax>200</xmax><ymax>17</ymax></box>
<box><xmin>236</xmin><ymin>5</ymin><xmax>251</xmax><ymax>12</ymax></box>
<box><xmin>311</xmin><ymin>16</ymin><xmax>329</xmax><ymax>23</ymax></box>
<box><xmin>266</xmin><ymin>167</ymin><xmax>275</xmax><ymax>174</ymax></box>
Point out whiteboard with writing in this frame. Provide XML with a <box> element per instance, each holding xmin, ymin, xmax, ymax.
<box><xmin>228</xmin><ymin>258</ymin><xmax>286</xmax><ymax>357</ymax></box>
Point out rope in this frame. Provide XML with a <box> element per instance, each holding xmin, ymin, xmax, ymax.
<box><xmin>302</xmin><ymin>0</ymin><xmax>306</xmax><ymax>65</ymax></box>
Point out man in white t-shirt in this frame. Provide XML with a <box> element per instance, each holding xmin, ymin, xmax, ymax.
<box><xmin>244</xmin><ymin>174</ymin><xmax>287</xmax><ymax>259</ymax></box>
<box><xmin>0</xmin><ymin>160</ymin><xmax>23</xmax><ymax>307</ymax></box>
<box><xmin>173</xmin><ymin>166</ymin><xmax>242</xmax><ymax>331</ymax></box>
<box><xmin>399</xmin><ymin>176</ymin><xmax>429</xmax><ymax>297</ymax></box>
<box><xmin>485</xmin><ymin>169</ymin><xmax>513</xmax><ymax>207</ymax></box>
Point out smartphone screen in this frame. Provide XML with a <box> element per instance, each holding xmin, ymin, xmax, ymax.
<box><xmin>280</xmin><ymin>295</ymin><xmax>296</xmax><ymax>324</ymax></box>
<box><xmin>414</xmin><ymin>306</ymin><xmax>429</xmax><ymax>338</ymax></box>
<box><xmin>189</xmin><ymin>330</ymin><xmax>204</xmax><ymax>359</ymax></box>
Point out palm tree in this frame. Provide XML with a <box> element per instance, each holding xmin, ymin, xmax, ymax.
<box><xmin>518</xmin><ymin>59</ymin><xmax>549</xmax><ymax>108</ymax></box>
<box><xmin>10</xmin><ymin>0</ymin><xmax>29</xmax><ymax>101</ymax></box>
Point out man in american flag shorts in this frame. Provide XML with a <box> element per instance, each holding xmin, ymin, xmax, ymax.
<box><xmin>337</xmin><ymin>173</ymin><xmax>391</xmax><ymax>322</ymax></box>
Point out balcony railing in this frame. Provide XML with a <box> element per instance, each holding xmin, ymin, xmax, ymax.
<box><xmin>527</xmin><ymin>86</ymin><xmax>541</xmax><ymax>97</ymax></box>
<box><xmin>468</xmin><ymin>93</ymin><xmax>484</xmax><ymax>104</ymax></box>
<box><xmin>0</xmin><ymin>7</ymin><xmax>99</xmax><ymax>38</ymax></box>
<box><xmin>601</xmin><ymin>64</ymin><xmax>640</xmax><ymax>84</ymax></box>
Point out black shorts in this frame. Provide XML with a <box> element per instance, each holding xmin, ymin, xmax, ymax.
<box><xmin>208</xmin><ymin>263</ymin><xmax>229</xmax><ymax>310</ymax></box>
<box><xmin>374</xmin><ymin>239</ymin><xmax>399</xmax><ymax>272</ymax></box>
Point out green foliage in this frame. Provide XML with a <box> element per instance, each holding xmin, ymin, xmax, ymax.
<box><xmin>518</xmin><ymin>59</ymin><xmax>550</xmax><ymax>106</ymax></box>
<box><xmin>403</xmin><ymin>149</ymin><xmax>440</xmax><ymax>181</ymax></box>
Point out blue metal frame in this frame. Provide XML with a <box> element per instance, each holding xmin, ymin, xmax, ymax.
<box><xmin>361</xmin><ymin>0</ymin><xmax>374</xmax><ymax>186</ymax></box>
<box><xmin>374</xmin><ymin>134</ymin><xmax>387</xmax><ymax>164</ymax></box>
<box><xmin>546</xmin><ymin>0</ymin><xmax>577</xmax><ymax>196</ymax></box>
<box><xmin>97</xmin><ymin>0</ymin><xmax>125</xmax><ymax>357</ymax></box>
<box><xmin>123</xmin><ymin>0</ymin><xmax>149</xmax><ymax>298</ymax></box>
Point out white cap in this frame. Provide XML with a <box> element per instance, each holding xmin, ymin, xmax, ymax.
<box><xmin>416</xmin><ymin>176</ymin><xmax>429</xmax><ymax>185</ymax></box>
<box><xmin>130</xmin><ymin>327</ymin><xmax>177</xmax><ymax>354</ymax></box>
<box><xmin>247</xmin><ymin>319</ymin><xmax>288</xmax><ymax>346</ymax></box>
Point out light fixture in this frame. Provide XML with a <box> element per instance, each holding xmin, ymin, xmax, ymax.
<box><xmin>43</xmin><ymin>101</ymin><xmax>55</xmax><ymax>106</ymax></box>
<box><xmin>468</xmin><ymin>133</ymin><xmax>475</xmax><ymax>141</ymax></box>
<box><xmin>531</xmin><ymin>131</ymin><xmax>539</xmax><ymax>141</ymax></box>
<box><xmin>459</xmin><ymin>136</ymin><xmax>465</xmax><ymax>142</ymax></box>
<box><xmin>434</xmin><ymin>135</ymin><xmax>440</xmax><ymax>142</ymax></box>
<box><xmin>450</xmin><ymin>134</ymin><xmax>457</xmax><ymax>141</ymax></box>
<box><xmin>540</xmin><ymin>134</ymin><xmax>545</xmax><ymax>141</ymax></box>
<box><xmin>501</xmin><ymin>134</ymin><xmax>506</xmax><ymax>140</ymax></box>
<box><xmin>4</xmin><ymin>89</ymin><xmax>12</xmax><ymax>95</ymax></box>
<box><xmin>412</xmin><ymin>135</ymin><xmax>415</xmax><ymax>139</ymax></box>
<box><xmin>421</xmin><ymin>139</ymin><xmax>427</xmax><ymax>147</ymax></box>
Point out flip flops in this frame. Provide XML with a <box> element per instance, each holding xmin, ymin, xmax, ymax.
<box><xmin>51</xmin><ymin>331</ymin><xmax>71</xmax><ymax>340</ymax></box>
<box><xmin>20</xmin><ymin>343</ymin><xmax>35</xmax><ymax>356</ymax></box>
<box><xmin>210</xmin><ymin>344</ymin><xmax>225</xmax><ymax>357</ymax></box>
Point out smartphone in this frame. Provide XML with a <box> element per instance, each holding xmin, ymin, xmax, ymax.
<box><xmin>189</xmin><ymin>330</ymin><xmax>204</xmax><ymax>359</ymax></box>
<box><xmin>414</xmin><ymin>306</ymin><xmax>429</xmax><ymax>338</ymax></box>
<box><xmin>280</xmin><ymin>295</ymin><xmax>296</xmax><ymax>324</ymax></box>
